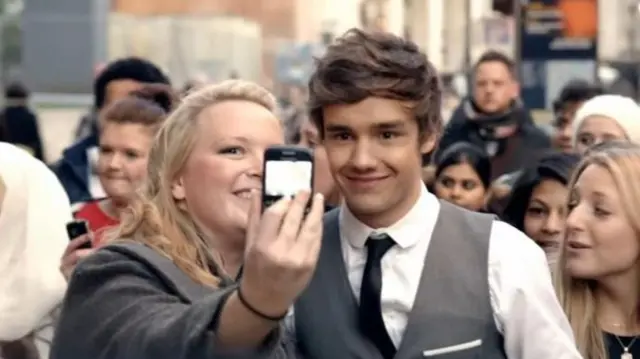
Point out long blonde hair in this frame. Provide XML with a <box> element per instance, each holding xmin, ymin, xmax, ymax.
<box><xmin>109</xmin><ymin>80</ymin><xmax>278</xmax><ymax>287</ymax></box>
<box><xmin>554</xmin><ymin>141</ymin><xmax>640</xmax><ymax>359</ymax></box>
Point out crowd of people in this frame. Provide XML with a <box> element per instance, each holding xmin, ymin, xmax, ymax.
<box><xmin>1</xmin><ymin>28</ymin><xmax>640</xmax><ymax>359</ymax></box>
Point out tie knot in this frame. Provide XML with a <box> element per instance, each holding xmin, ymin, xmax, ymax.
<box><xmin>365</xmin><ymin>233</ymin><xmax>395</xmax><ymax>260</ymax></box>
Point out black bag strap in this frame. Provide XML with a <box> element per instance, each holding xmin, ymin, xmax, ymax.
<box><xmin>105</xmin><ymin>241</ymin><xmax>221</xmax><ymax>301</ymax></box>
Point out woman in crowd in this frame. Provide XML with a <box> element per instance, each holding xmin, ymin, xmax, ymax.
<box><xmin>556</xmin><ymin>141</ymin><xmax>640</xmax><ymax>359</ymax></box>
<box><xmin>572</xmin><ymin>94</ymin><xmax>640</xmax><ymax>154</ymax></box>
<box><xmin>431</xmin><ymin>142</ymin><xmax>491</xmax><ymax>212</ymax></box>
<box><xmin>59</xmin><ymin>85</ymin><xmax>175</xmax><ymax>280</ymax></box>
<box><xmin>0</xmin><ymin>143</ymin><xmax>71</xmax><ymax>359</ymax></box>
<box><xmin>501</xmin><ymin>152</ymin><xmax>580</xmax><ymax>265</ymax></box>
<box><xmin>51</xmin><ymin>80</ymin><xmax>325</xmax><ymax>359</ymax></box>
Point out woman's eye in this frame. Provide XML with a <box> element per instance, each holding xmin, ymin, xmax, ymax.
<box><xmin>219</xmin><ymin>146</ymin><xmax>244</xmax><ymax>155</ymax></box>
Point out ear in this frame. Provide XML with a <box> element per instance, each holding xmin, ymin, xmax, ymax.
<box><xmin>510</xmin><ymin>80</ymin><xmax>520</xmax><ymax>99</ymax></box>
<box><xmin>419</xmin><ymin>133</ymin><xmax>438</xmax><ymax>156</ymax></box>
<box><xmin>171</xmin><ymin>176</ymin><xmax>186</xmax><ymax>200</ymax></box>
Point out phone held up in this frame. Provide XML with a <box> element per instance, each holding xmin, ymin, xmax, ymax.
<box><xmin>66</xmin><ymin>220</ymin><xmax>92</xmax><ymax>249</ymax></box>
<box><xmin>261</xmin><ymin>146</ymin><xmax>314</xmax><ymax>213</ymax></box>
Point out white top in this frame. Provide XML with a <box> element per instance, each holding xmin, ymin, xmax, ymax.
<box><xmin>0</xmin><ymin>143</ymin><xmax>71</xmax><ymax>358</ymax></box>
<box><xmin>339</xmin><ymin>184</ymin><xmax>582</xmax><ymax>359</ymax></box>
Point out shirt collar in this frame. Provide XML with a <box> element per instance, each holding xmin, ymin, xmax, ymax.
<box><xmin>339</xmin><ymin>183</ymin><xmax>440</xmax><ymax>249</ymax></box>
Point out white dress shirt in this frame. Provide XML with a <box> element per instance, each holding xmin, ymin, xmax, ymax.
<box><xmin>339</xmin><ymin>184</ymin><xmax>582</xmax><ymax>359</ymax></box>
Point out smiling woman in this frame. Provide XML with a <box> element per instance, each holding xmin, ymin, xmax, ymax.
<box><xmin>51</xmin><ymin>80</ymin><xmax>326</xmax><ymax>359</ymax></box>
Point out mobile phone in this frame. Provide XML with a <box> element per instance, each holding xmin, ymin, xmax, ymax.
<box><xmin>262</xmin><ymin>146</ymin><xmax>314</xmax><ymax>212</ymax></box>
<box><xmin>66</xmin><ymin>220</ymin><xmax>92</xmax><ymax>249</ymax></box>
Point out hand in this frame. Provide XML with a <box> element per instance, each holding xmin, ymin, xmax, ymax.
<box><xmin>59</xmin><ymin>233</ymin><xmax>95</xmax><ymax>281</ymax></box>
<box><xmin>240</xmin><ymin>190</ymin><xmax>324</xmax><ymax>318</ymax></box>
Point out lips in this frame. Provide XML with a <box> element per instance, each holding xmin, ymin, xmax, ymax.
<box><xmin>568</xmin><ymin>241</ymin><xmax>591</xmax><ymax>249</ymax></box>
<box><xmin>233</xmin><ymin>189</ymin><xmax>258</xmax><ymax>199</ymax></box>
<box><xmin>345</xmin><ymin>175</ymin><xmax>389</xmax><ymax>183</ymax></box>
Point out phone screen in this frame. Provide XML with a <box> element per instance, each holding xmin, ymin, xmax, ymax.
<box><xmin>263</xmin><ymin>159</ymin><xmax>313</xmax><ymax>208</ymax></box>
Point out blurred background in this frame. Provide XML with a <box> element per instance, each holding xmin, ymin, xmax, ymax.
<box><xmin>0</xmin><ymin>0</ymin><xmax>635</xmax><ymax>161</ymax></box>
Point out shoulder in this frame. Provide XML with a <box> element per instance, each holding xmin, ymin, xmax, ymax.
<box><xmin>488</xmin><ymin>220</ymin><xmax>549</xmax><ymax>277</ymax></box>
<box><xmin>72</xmin><ymin>244</ymin><xmax>157</xmax><ymax>281</ymax></box>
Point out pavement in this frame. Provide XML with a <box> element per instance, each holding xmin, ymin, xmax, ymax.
<box><xmin>36</xmin><ymin>107</ymin><xmax>85</xmax><ymax>163</ymax></box>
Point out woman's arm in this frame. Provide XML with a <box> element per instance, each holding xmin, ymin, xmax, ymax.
<box><xmin>50</xmin><ymin>249</ymin><xmax>287</xmax><ymax>359</ymax></box>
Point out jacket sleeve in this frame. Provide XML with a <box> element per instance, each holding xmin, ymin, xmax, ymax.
<box><xmin>50</xmin><ymin>249</ymin><xmax>288</xmax><ymax>359</ymax></box>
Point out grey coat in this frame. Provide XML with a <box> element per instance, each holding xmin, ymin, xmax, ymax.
<box><xmin>50</xmin><ymin>242</ymin><xmax>291</xmax><ymax>359</ymax></box>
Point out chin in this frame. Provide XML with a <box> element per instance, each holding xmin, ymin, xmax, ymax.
<box><xmin>565</xmin><ymin>262</ymin><xmax>599</xmax><ymax>280</ymax></box>
<box><xmin>345</xmin><ymin>194</ymin><xmax>394</xmax><ymax>216</ymax></box>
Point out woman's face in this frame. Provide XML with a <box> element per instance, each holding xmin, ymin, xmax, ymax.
<box><xmin>98</xmin><ymin>122</ymin><xmax>154</xmax><ymax>203</ymax></box>
<box><xmin>564</xmin><ymin>164</ymin><xmax>640</xmax><ymax>280</ymax></box>
<box><xmin>574</xmin><ymin>115</ymin><xmax>628</xmax><ymax>154</ymax></box>
<box><xmin>173</xmin><ymin>100</ymin><xmax>283</xmax><ymax>247</ymax></box>
<box><xmin>524</xmin><ymin>178</ymin><xmax>568</xmax><ymax>257</ymax></box>
<box><xmin>434</xmin><ymin>162</ymin><xmax>486</xmax><ymax>211</ymax></box>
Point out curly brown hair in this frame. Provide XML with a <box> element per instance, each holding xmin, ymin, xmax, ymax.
<box><xmin>308</xmin><ymin>28</ymin><xmax>442</xmax><ymax>140</ymax></box>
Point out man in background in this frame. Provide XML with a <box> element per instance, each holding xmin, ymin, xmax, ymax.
<box><xmin>435</xmin><ymin>50</ymin><xmax>550</xmax><ymax>179</ymax></box>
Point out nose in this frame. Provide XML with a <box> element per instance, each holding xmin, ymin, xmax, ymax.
<box><xmin>247</xmin><ymin>150</ymin><xmax>264</xmax><ymax>179</ymax></box>
<box><xmin>350</xmin><ymin>140</ymin><xmax>376</xmax><ymax>171</ymax></box>
<box><xmin>541</xmin><ymin>211</ymin><xmax>563</xmax><ymax>235</ymax></box>
<box><xmin>107</xmin><ymin>153</ymin><xmax>123</xmax><ymax>170</ymax></box>
<box><xmin>559</xmin><ymin>125</ymin><xmax>572</xmax><ymax>140</ymax></box>
<box><xmin>449</xmin><ymin>185</ymin><xmax>463</xmax><ymax>200</ymax></box>
<box><xmin>566</xmin><ymin>203</ymin><xmax>585</xmax><ymax>233</ymax></box>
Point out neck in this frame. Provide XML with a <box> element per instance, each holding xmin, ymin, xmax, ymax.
<box><xmin>218</xmin><ymin>247</ymin><xmax>244</xmax><ymax>279</ymax></box>
<box><xmin>100</xmin><ymin>198</ymin><xmax>127</xmax><ymax>219</ymax></box>
<box><xmin>350</xmin><ymin>179</ymin><xmax>423</xmax><ymax>228</ymax></box>
<box><xmin>596</xmin><ymin>268</ymin><xmax>640</xmax><ymax>333</ymax></box>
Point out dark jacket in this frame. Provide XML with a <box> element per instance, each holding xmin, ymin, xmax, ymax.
<box><xmin>435</xmin><ymin>99</ymin><xmax>551</xmax><ymax>179</ymax></box>
<box><xmin>0</xmin><ymin>105</ymin><xmax>45</xmax><ymax>161</ymax></box>
<box><xmin>50</xmin><ymin>135</ymin><xmax>98</xmax><ymax>205</ymax></box>
<box><xmin>50</xmin><ymin>242</ymin><xmax>290</xmax><ymax>359</ymax></box>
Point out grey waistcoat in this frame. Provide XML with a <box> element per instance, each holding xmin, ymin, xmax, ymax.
<box><xmin>294</xmin><ymin>201</ymin><xmax>506</xmax><ymax>359</ymax></box>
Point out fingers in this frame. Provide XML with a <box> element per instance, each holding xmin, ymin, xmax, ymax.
<box><xmin>294</xmin><ymin>193</ymin><xmax>324</xmax><ymax>256</ymax></box>
<box><xmin>256</xmin><ymin>196</ymin><xmax>292</xmax><ymax>245</ymax></box>
<box><xmin>60</xmin><ymin>248</ymin><xmax>95</xmax><ymax>272</ymax></box>
<box><xmin>245</xmin><ymin>190</ymin><xmax>262</xmax><ymax>250</ymax></box>
<box><xmin>62</xmin><ymin>234</ymin><xmax>92</xmax><ymax>256</ymax></box>
<box><xmin>277</xmin><ymin>191</ymin><xmax>311</xmax><ymax>243</ymax></box>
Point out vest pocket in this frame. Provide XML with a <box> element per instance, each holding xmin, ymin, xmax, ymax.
<box><xmin>422</xmin><ymin>338</ymin><xmax>482</xmax><ymax>357</ymax></box>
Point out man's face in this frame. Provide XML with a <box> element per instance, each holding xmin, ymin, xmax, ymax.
<box><xmin>473</xmin><ymin>61</ymin><xmax>518</xmax><ymax>114</ymax></box>
<box><xmin>552</xmin><ymin>101</ymin><xmax>584</xmax><ymax>153</ymax></box>
<box><xmin>322</xmin><ymin>97</ymin><xmax>436</xmax><ymax>226</ymax></box>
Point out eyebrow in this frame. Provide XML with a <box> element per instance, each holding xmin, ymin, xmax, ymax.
<box><xmin>229</xmin><ymin>136</ymin><xmax>251</xmax><ymax>143</ymax></box>
<box><xmin>325</xmin><ymin>120</ymin><xmax>407</xmax><ymax>133</ymax></box>
<box><xmin>529</xmin><ymin>198</ymin><xmax>549</xmax><ymax>208</ymax></box>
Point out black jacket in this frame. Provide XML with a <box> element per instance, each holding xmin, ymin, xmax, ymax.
<box><xmin>434</xmin><ymin>99</ymin><xmax>551</xmax><ymax>179</ymax></box>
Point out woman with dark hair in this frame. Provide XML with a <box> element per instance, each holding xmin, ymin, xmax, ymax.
<box><xmin>502</xmin><ymin>152</ymin><xmax>581</xmax><ymax>264</ymax></box>
<box><xmin>432</xmin><ymin>142</ymin><xmax>491</xmax><ymax>212</ymax></box>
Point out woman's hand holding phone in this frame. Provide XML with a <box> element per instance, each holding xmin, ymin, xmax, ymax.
<box><xmin>240</xmin><ymin>189</ymin><xmax>324</xmax><ymax>319</ymax></box>
<box><xmin>59</xmin><ymin>232</ymin><xmax>95</xmax><ymax>281</ymax></box>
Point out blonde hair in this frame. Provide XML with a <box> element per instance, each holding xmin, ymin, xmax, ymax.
<box><xmin>554</xmin><ymin>141</ymin><xmax>640</xmax><ymax>359</ymax></box>
<box><xmin>109</xmin><ymin>80</ymin><xmax>278</xmax><ymax>287</ymax></box>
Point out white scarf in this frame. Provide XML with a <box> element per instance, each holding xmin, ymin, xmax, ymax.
<box><xmin>0</xmin><ymin>143</ymin><xmax>70</xmax><ymax>345</ymax></box>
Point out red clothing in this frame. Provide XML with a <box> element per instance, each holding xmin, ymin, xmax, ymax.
<box><xmin>74</xmin><ymin>201</ymin><xmax>119</xmax><ymax>247</ymax></box>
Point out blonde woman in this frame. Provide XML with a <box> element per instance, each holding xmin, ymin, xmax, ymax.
<box><xmin>556</xmin><ymin>141</ymin><xmax>640</xmax><ymax>359</ymax></box>
<box><xmin>51</xmin><ymin>80</ymin><xmax>325</xmax><ymax>359</ymax></box>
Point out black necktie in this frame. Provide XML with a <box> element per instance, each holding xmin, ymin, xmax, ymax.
<box><xmin>359</xmin><ymin>233</ymin><xmax>396</xmax><ymax>359</ymax></box>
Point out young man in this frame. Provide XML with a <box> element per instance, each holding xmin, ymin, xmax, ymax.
<box><xmin>293</xmin><ymin>29</ymin><xmax>581</xmax><ymax>359</ymax></box>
